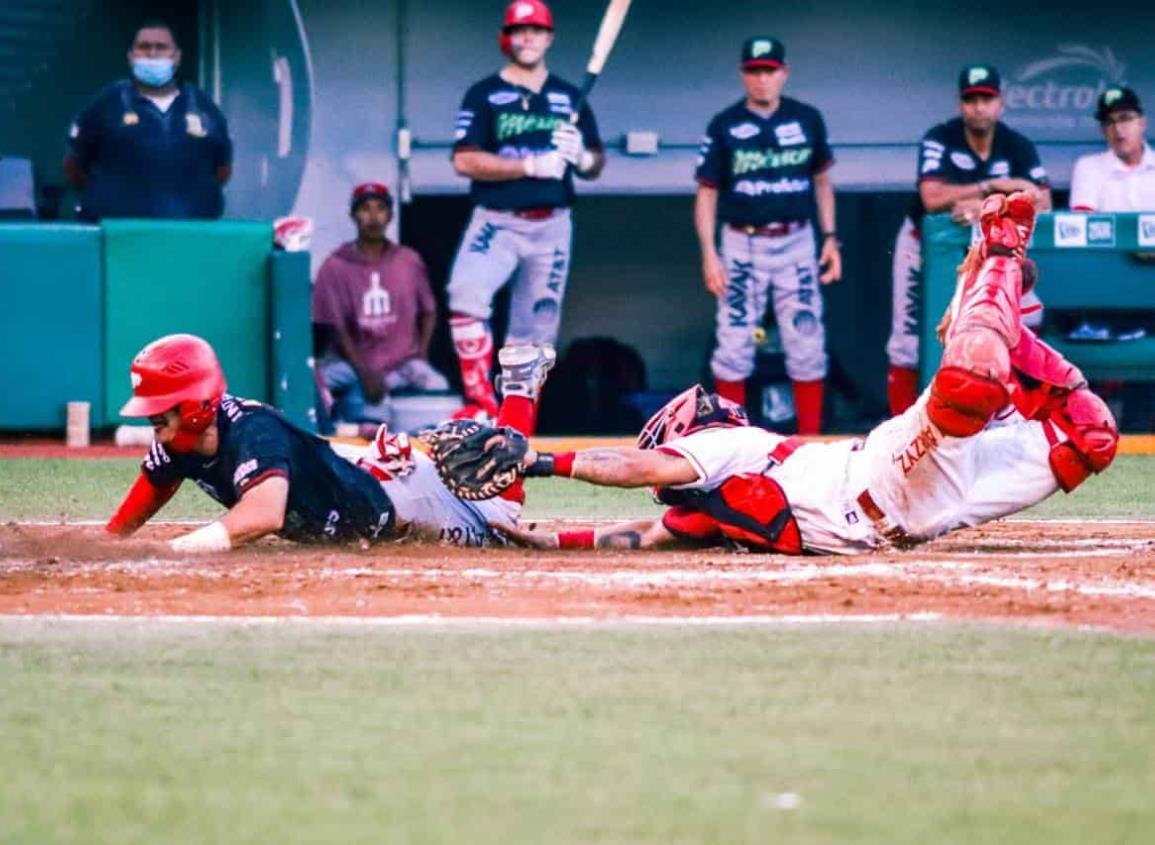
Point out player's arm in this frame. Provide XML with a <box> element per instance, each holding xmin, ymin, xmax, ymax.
<box><xmin>694</xmin><ymin>185</ymin><xmax>727</xmax><ymax>297</ymax></box>
<box><xmin>170</xmin><ymin>476</ymin><xmax>290</xmax><ymax>553</ymax></box>
<box><xmin>493</xmin><ymin>518</ymin><xmax>681</xmax><ymax>550</ymax></box>
<box><xmin>105</xmin><ymin>473</ymin><xmax>182</xmax><ymax>536</ymax></box>
<box><xmin>814</xmin><ymin>169</ymin><xmax>842</xmax><ymax>284</ymax></box>
<box><xmin>452</xmin><ymin>149</ymin><xmax>534</xmax><ymax>182</ymax></box>
<box><xmin>527</xmin><ymin>446</ymin><xmax>699</xmax><ymax>488</ymax></box>
<box><xmin>918</xmin><ymin>179</ymin><xmax>988</xmax><ymax>213</ymax></box>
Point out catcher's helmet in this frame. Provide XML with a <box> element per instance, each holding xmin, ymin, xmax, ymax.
<box><xmin>499</xmin><ymin>0</ymin><xmax>554</xmax><ymax>55</ymax></box>
<box><xmin>120</xmin><ymin>333</ymin><xmax>227</xmax><ymax>450</ymax></box>
<box><xmin>637</xmin><ymin>385</ymin><xmax>749</xmax><ymax>450</ymax></box>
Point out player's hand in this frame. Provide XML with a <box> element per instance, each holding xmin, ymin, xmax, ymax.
<box><xmin>523</xmin><ymin>151</ymin><xmax>567</xmax><ymax>180</ymax></box>
<box><xmin>702</xmin><ymin>252</ymin><xmax>728</xmax><ymax>297</ymax></box>
<box><xmin>990</xmin><ymin>178</ymin><xmax>1040</xmax><ymax>200</ymax></box>
<box><xmin>551</xmin><ymin>122</ymin><xmax>585</xmax><ymax>164</ymax></box>
<box><xmin>819</xmin><ymin>237</ymin><xmax>842</xmax><ymax>284</ymax></box>
<box><xmin>487</xmin><ymin>520</ymin><xmax>558</xmax><ymax>549</ymax></box>
<box><xmin>951</xmin><ymin>198</ymin><xmax>983</xmax><ymax>226</ymax></box>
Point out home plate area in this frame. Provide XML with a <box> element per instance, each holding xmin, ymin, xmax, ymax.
<box><xmin>1</xmin><ymin>521</ymin><xmax>1153</xmax><ymax>633</ymax></box>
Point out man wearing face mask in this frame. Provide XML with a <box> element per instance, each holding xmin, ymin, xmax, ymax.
<box><xmin>63</xmin><ymin>19</ymin><xmax>232</xmax><ymax>221</ymax></box>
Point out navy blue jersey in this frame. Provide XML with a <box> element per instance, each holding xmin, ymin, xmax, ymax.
<box><xmin>453</xmin><ymin>73</ymin><xmax>602</xmax><ymax>211</ymax></box>
<box><xmin>695</xmin><ymin>97</ymin><xmax>834</xmax><ymax>227</ymax></box>
<box><xmin>67</xmin><ymin>80</ymin><xmax>232</xmax><ymax>220</ymax></box>
<box><xmin>909</xmin><ymin>118</ymin><xmax>1049</xmax><ymax>222</ymax></box>
<box><xmin>141</xmin><ymin>395</ymin><xmax>395</xmax><ymax>544</ymax></box>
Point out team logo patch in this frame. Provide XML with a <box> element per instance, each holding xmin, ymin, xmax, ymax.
<box><xmin>1087</xmin><ymin>215</ymin><xmax>1116</xmax><ymax>247</ymax></box>
<box><xmin>185</xmin><ymin>113</ymin><xmax>206</xmax><ymax>137</ymax></box>
<box><xmin>792</xmin><ymin>310</ymin><xmax>819</xmax><ymax>336</ymax></box>
<box><xmin>751</xmin><ymin>39</ymin><xmax>774</xmax><ymax>58</ymax></box>
<box><xmin>1104</xmin><ymin>87</ymin><xmax>1124</xmax><ymax>106</ymax></box>
<box><xmin>488</xmin><ymin>91</ymin><xmax>521</xmax><ymax>106</ymax></box>
<box><xmin>968</xmin><ymin>67</ymin><xmax>990</xmax><ymax>85</ymax></box>
<box><xmin>989</xmin><ymin>160</ymin><xmax>1010</xmax><ymax>177</ymax></box>
<box><xmin>233</xmin><ymin>459</ymin><xmax>258</xmax><ymax>487</ymax></box>
<box><xmin>729</xmin><ymin>122</ymin><xmax>760</xmax><ymax>140</ymax></box>
<box><xmin>454</xmin><ymin>128</ymin><xmax>467</xmax><ymax>140</ymax></box>
<box><xmin>1029</xmin><ymin>165</ymin><xmax>1047</xmax><ymax>181</ymax></box>
<box><xmin>130</xmin><ymin>371</ymin><xmax>142</xmax><ymax>388</ymax></box>
<box><xmin>546</xmin><ymin>92</ymin><xmax>571</xmax><ymax>106</ymax></box>
<box><xmin>774</xmin><ymin>121</ymin><xmax>806</xmax><ymax>146</ymax></box>
<box><xmin>950</xmin><ymin>151</ymin><xmax>976</xmax><ymax>170</ymax></box>
<box><xmin>511</xmin><ymin>1</ymin><xmax>536</xmax><ymax>20</ymax></box>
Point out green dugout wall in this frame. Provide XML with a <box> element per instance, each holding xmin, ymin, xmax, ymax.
<box><xmin>921</xmin><ymin>212</ymin><xmax>1155</xmax><ymax>387</ymax></box>
<box><xmin>0</xmin><ymin>222</ymin><xmax>313</xmax><ymax>432</ymax></box>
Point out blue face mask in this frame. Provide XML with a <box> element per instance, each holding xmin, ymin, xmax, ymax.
<box><xmin>131</xmin><ymin>57</ymin><xmax>175</xmax><ymax>87</ymax></box>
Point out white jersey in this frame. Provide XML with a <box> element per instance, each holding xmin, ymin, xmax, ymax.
<box><xmin>330</xmin><ymin>443</ymin><xmax>520</xmax><ymax>547</ymax></box>
<box><xmin>661</xmin><ymin>394</ymin><xmax>1063</xmax><ymax>554</ymax></box>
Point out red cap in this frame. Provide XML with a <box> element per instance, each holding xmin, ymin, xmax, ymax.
<box><xmin>350</xmin><ymin>182</ymin><xmax>392</xmax><ymax>212</ymax></box>
<box><xmin>120</xmin><ymin>334</ymin><xmax>226</xmax><ymax>418</ymax></box>
<box><xmin>503</xmin><ymin>0</ymin><xmax>553</xmax><ymax>31</ymax></box>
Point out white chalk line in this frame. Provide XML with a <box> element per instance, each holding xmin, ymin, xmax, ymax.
<box><xmin>0</xmin><ymin>612</ymin><xmax>945</xmax><ymax>627</ymax></box>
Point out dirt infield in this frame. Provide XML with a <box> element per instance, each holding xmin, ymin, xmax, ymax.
<box><xmin>1</xmin><ymin>521</ymin><xmax>1153</xmax><ymax>633</ymax></box>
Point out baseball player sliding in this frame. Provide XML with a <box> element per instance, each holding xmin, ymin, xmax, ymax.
<box><xmin>431</xmin><ymin>194</ymin><xmax>1117</xmax><ymax>554</ymax></box>
<box><xmin>447</xmin><ymin>0</ymin><xmax>605</xmax><ymax>423</ymax></box>
<box><xmin>695</xmin><ymin>36</ymin><xmax>841</xmax><ymax>435</ymax></box>
<box><xmin>105</xmin><ymin>333</ymin><xmax>558</xmax><ymax>551</ymax></box>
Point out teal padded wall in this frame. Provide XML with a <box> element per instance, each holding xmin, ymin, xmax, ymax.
<box><xmin>269</xmin><ymin>250</ymin><xmax>316</xmax><ymax>431</ymax></box>
<box><xmin>102</xmin><ymin>219</ymin><xmax>273</xmax><ymax>424</ymax></box>
<box><xmin>0</xmin><ymin>224</ymin><xmax>103</xmax><ymax>428</ymax></box>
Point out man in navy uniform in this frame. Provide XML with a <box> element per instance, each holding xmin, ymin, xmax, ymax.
<box><xmin>446</xmin><ymin>0</ymin><xmax>604</xmax><ymax>422</ymax></box>
<box><xmin>63</xmin><ymin>20</ymin><xmax>232</xmax><ymax>220</ymax></box>
<box><xmin>885</xmin><ymin>64</ymin><xmax>1051</xmax><ymax>415</ymax></box>
<box><xmin>695</xmin><ymin>36</ymin><xmax>841</xmax><ymax>435</ymax></box>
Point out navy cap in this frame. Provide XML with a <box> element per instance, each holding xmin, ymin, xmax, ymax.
<box><xmin>959</xmin><ymin>64</ymin><xmax>1001</xmax><ymax>97</ymax></box>
<box><xmin>1096</xmin><ymin>86</ymin><xmax>1143</xmax><ymax>122</ymax></box>
<box><xmin>741</xmin><ymin>36</ymin><xmax>785</xmax><ymax>70</ymax></box>
<box><xmin>350</xmin><ymin>182</ymin><xmax>392</xmax><ymax>212</ymax></box>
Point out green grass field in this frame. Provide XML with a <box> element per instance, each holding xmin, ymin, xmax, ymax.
<box><xmin>1</xmin><ymin>620</ymin><xmax>1153</xmax><ymax>845</ymax></box>
<box><xmin>2</xmin><ymin>454</ymin><xmax>1155</xmax><ymax>522</ymax></box>
<box><xmin>2</xmin><ymin>455</ymin><xmax>1153</xmax><ymax>843</ymax></box>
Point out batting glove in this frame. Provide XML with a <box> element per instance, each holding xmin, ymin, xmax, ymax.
<box><xmin>523</xmin><ymin>150</ymin><xmax>567</xmax><ymax>180</ymax></box>
<box><xmin>551</xmin><ymin>122</ymin><xmax>596</xmax><ymax>174</ymax></box>
<box><xmin>170</xmin><ymin>521</ymin><xmax>232</xmax><ymax>553</ymax></box>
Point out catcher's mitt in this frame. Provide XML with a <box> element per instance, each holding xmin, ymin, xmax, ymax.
<box><xmin>419</xmin><ymin>419</ymin><xmax>529</xmax><ymax>500</ymax></box>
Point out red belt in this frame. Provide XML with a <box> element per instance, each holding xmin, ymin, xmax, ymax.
<box><xmin>856</xmin><ymin>489</ymin><xmax>917</xmax><ymax>549</ymax></box>
<box><xmin>511</xmin><ymin>207</ymin><xmax>558</xmax><ymax>221</ymax></box>
<box><xmin>729</xmin><ymin>221</ymin><xmax>806</xmax><ymax>237</ymax></box>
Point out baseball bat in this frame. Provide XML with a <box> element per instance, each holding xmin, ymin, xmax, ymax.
<box><xmin>572</xmin><ymin>0</ymin><xmax>633</xmax><ymax>115</ymax></box>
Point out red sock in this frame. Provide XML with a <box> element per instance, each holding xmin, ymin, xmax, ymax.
<box><xmin>714</xmin><ymin>378</ymin><xmax>746</xmax><ymax>406</ymax></box>
<box><xmin>450</xmin><ymin>314</ymin><xmax>498</xmax><ymax>416</ymax></box>
<box><xmin>497</xmin><ymin>395</ymin><xmax>536</xmax><ymax>437</ymax></box>
<box><xmin>887</xmin><ymin>366</ymin><xmax>920</xmax><ymax>416</ymax></box>
<box><xmin>793</xmin><ymin>379</ymin><xmax>824</xmax><ymax>435</ymax></box>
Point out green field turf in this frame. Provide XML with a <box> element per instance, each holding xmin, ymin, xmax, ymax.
<box><xmin>1</xmin><ymin>454</ymin><xmax>1153</xmax><ymax>522</ymax></box>
<box><xmin>1</xmin><ymin>620</ymin><xmax>1152</xmax><ymax>845</ymax></box>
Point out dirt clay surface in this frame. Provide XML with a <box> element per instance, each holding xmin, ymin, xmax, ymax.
<box><xmin>2</xmin><ymin>521</ymin><xmax>1154</xmax><ymax>633</ymax></box>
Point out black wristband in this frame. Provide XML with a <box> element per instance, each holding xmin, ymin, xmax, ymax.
<box><xmin>524</xmin><ymin>453</ymin><xmax>555</xmax><ymax>478</ymax></box>
<box><xmin>821</xmin><ymin>231</ymin><xmax>838</xmax><ymax>240</ymax></box>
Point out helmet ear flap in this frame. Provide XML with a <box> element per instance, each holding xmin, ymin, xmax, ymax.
<box><xmin>499</xmin><ymin>30</ymin><xmax>512</xmax><ymax>55</ymax></box>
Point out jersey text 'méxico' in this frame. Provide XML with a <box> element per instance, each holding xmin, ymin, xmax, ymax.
<box><xmin>141</xmin><ymin>395</ymin><xmax>395</xmax><ymax>543</ymax></box>
<box><xmin>454</xmin><ymin>73</ymin><xmax>601</xmax><ymax>211</ymax></box>
<box><xmin>910</xmin><ymin>118</ymin><xmax>1048</xmax><ymax>222</ymax></box>
<box><xmin>695</xmin><ymin>97</ymin><xmax>833</xmax><ymax>226</ymax></box>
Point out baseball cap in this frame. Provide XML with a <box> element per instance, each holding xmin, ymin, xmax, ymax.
<box><xmin>741</xmin><ymin>36</ymin><xmax>785</xmax><ymax>70</ymax></box>
<box><xmin>1096</xmin><ymin>86</ymin><xmax>1143</xmax><ymax>122</ymax></box>
<box><xmin>350</xmin><ymin>182</ymin><xmax>392</xmax><ymax>212</ymax></box>
<box><xmin>959</xmin><ymin>64</ymin><xmax>1001</xmax><ymax>97</ymax></box>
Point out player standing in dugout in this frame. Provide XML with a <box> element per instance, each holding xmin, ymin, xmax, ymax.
<box><xmin>886</xmin><ymin>64</ymin><xmax>1051</xmax><ymax>415</ymax></box>
<box><xmin>446</xmin><ymin>0</ymin><xmax>605</xmax><ymax>424</ymax></box>
<box><xmin>695</xmin><ymin>36</ymin><xmax>842</xmax><ymax>435</ymax></box>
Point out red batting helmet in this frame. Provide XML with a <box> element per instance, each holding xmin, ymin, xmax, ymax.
<box><xmin>120</xmin><ymin>334</ymin><xmax>227</xmax><ymax>451</ymax></box>
<box><xmin>499</xmin><ymin>0</ymin><xmax>554</xmax><ymax>55</ymax></box>
<box><xmin>637</xmin><ymin>385</ymin><xmax>749</xmax><ymax>450</ymax></box>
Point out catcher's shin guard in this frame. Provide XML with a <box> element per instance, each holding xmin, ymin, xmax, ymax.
<box><xmin>1010</xmin><ymin>326</ymin><xmax>1087</xmax><ymax>420</ymax></box>
<box><xmin>930</xmin><ymin>252</ymin><xmax>1025</xmax><ymax>436</ymax></box>
<box><xmin>1046</xmin><ymin>388</ymin><xmax>1118</xmax><ymax>493</ymax></box>
<box><xmin>450</xmin><ymin>315</ymin><xmax>499</xmax><ymax>416</ymax></box>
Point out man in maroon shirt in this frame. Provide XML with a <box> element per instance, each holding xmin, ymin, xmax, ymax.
<box><xmin>313</xmin><ymin>183</ymin><xmax>448</xmax><ymax>430</ymax></box>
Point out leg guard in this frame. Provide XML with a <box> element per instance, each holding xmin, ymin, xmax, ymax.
<box><xmin>1046</xmin><ymin>388</ymin><xmax>1118</xmax><ymax>492</ymax></box>
<box><xmin>928</xmin><ymin>330</ymin><xmax>1011</xmax><ymax>436</ymax></box>
<box><xmin>1010</xmin><ymin>326</ymin><xmax>1087</xmax><ymax>420</ymax></box>
<box><xmin>702</xmin><ymin>474</ymin><xmax>803</xmax><ymax>554</ymax></box>
<box><xmin>887</xmin><ymin>366</ymin><xmax>920</xmax><ymax>416</ymax></box>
